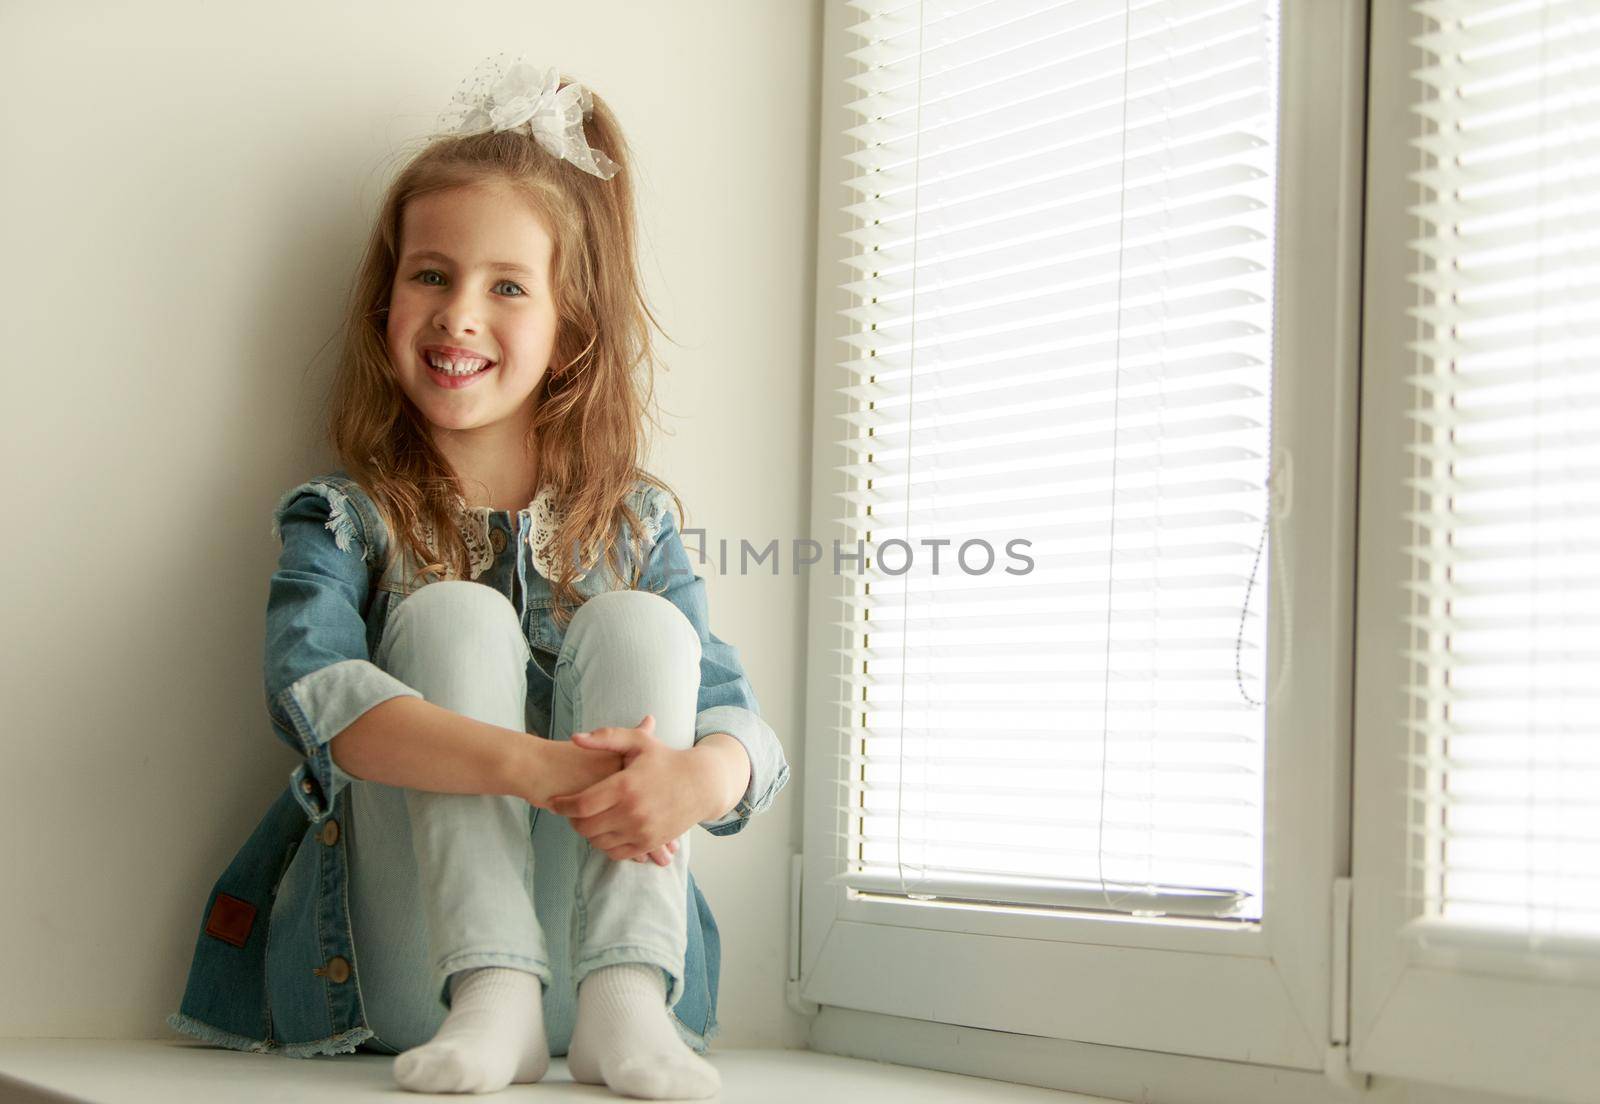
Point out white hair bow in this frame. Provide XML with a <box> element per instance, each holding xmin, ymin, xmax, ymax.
<box><xmin>436</xmin><ymin>56</ymin><xmax>620</xmax><ymax>181</ymax></box>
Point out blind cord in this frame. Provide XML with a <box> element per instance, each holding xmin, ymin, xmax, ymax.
<box><xmin>893</xmin><ymin>0</ymin><xmax>927</xmax><ymax>897</ymax></box>
<box><xmin>1237</xmin><ymin>446</ymin><xmax>1293</xmax><ymax>708</ymax></box>
<box><xmin>1096</xmin><ymin>0</ymin><xmax>1136</xmax><ymax>914</ymax></box>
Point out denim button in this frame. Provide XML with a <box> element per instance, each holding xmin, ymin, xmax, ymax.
<box><xmin>319</xmin><ymin>819</ymin><xmax>340</xmax><ymax>846</ymax></box>
<box><xmin>316</xmin><ymin>955</ymin><xmax>351</xmax><ymax>984</ymax></box>
<box><xmin>490</xmin><ymin>528</ymin><xmax>508</xmax><ymax>554</ymax></box>
<box><xmin>300</xmin><ymin>778</ymin><xmax>314</xmax><ymax>794</ymax></box>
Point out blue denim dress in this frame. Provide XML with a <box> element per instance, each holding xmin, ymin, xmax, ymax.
<box><xmin>166</xmin><ymin>471</ymin><xmax>790</xmax><ymax>1058</ymax></box>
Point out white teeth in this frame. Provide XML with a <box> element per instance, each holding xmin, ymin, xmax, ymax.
<box><xmin>425</xmin><ymin>352</ymin><xmax>492</xmax><ymax>375</ymax></box>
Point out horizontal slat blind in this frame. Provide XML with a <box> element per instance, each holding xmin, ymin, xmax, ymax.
<box><xmin>1405</xmin><ymin>0</ymin><xmax>1600</xmax><ymax>941</ymax></box>
<box><xmin>832</xmin><ymin>0</ymin><xmax>1279</xmax><ymax>920</ymax></box>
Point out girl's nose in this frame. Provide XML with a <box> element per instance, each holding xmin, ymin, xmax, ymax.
<box><xmin>433</xmin><ymin>293</ymin><xmax>480</xmax><ymax>336</ymax></box>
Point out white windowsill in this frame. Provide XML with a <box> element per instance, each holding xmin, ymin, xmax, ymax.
<box><xmin>0</xmin><ymin>1038</ymin><xmax>1111</xmax><ymax>1103</ymax></box>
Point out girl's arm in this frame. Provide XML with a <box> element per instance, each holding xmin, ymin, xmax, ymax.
<box><xmin>685</xmin><ymin>731</ymin><xmax>753</xmax><ymax>822</ymax></box>
<box><xmin>330</xmin><ymin>696</ymin><xmax>620</xmax><ymax>807</ymax></box>
<box><xmin>265</xmin><ymin>482</ymin><xmax>422</xmax><ymax>817</ymax></box>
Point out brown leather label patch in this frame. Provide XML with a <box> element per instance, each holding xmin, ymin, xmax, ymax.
<box><xmin>204</xmin><ymin>893</ymin><xmax>257</xmax><ymax>949</ymax></box>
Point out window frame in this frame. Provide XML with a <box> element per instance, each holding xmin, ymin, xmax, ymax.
<box><xmin>1348</xmin><ymin>4</ymin><xmax>1600</xmax><ymax>1100</ymax></box>
<box><xmin>799</xmin><ymin>0</ymin><xmax>1369</xmax><ymax>1070</ymax></box>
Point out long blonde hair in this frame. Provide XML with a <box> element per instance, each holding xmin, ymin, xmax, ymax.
<box><xmin>326</xmin><ymin>74</ymin><xmax>682</xmax><ymax>627</ymax></box>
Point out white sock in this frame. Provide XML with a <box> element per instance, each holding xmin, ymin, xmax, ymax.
<box><xmin>393</xmin><ymin>966</ymin><xmax>550</xmax><ymax>1094</ymax></box>
<box><xmin>567</xmin><ymin>963</ymin><xmax>720</xmax><ymax>1100</ymax></box>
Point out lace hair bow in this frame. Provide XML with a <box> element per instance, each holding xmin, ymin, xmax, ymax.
<box><xmin>436</xmin><ymin>55</ymin><xmax>620</xmax><ymax>181</ymax></box>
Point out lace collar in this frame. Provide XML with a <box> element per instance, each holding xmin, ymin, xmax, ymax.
<box><xmin>416</xmin><ymin>485</ymin><xmax>587</xmax><ymax>584</ymax></box>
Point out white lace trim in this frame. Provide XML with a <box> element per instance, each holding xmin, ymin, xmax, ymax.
<box><xmin>527</xmin><ymin>486</ymin><xmax>664</xmax><ymax>583</ymax></box>
<box><xmin>638</xmin><ymin>496</ymin><xmax>664</xmax><ymax>547</ymax></box>
<box><xmin>416</xmin><ymin>497</ymin><xmax>497</xmax><ymax>581</ymax></box>
<box><xmin>526</xmin><ymin>485</ymin><xmax>583</xmax><ymax>583</ymax></box>
<box><xmin>418</xmin><ymin>485</ymin><xmax>663</xmax><ymax>584</ymax></box>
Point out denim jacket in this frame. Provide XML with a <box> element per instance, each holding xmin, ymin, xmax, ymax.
<box><xmin>167</xmin><ymin>471</ymin><xmax>789</xmax><ymax>1058</ymax></box>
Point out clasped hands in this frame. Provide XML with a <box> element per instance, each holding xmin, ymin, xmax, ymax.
<box><xmin>522</xmin><ymin>715</ymin><xmax>709</xmax><ymax>867</ymax></box>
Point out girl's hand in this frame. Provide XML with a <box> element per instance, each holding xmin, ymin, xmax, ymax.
<box><xmin>630</xmin><ymin>837</ymin><xmax>680</xmax><ymax>867</ymax></box>
<box><xmin>515</xmin><ymin>737</ymin><xmax>623</xmax><ymax>812</ymax></box>
<box><xmin>547</xmin><ymin>715</ymin><xmax>710</xmax><ymax>864</ymax></box>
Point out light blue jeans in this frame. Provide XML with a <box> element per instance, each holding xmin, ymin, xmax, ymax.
<box><xmin>344</xmin><ymin>581</ymin><xmax>703</xmax><ymax>1057</ymax></box>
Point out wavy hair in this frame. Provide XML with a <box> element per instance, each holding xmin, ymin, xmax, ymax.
<box><xmin>325</xmin><ymin>73</ymin><xmax>682</xmax><ymax>627</ymax></box>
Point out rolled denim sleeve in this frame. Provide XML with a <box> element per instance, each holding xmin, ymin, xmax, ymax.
<box><xmin>266</xmin><ymin>481</ymin><xmax>423</xmax><ymax>820</ymax></box>
<box><xmin>641</xmin><ymin>488</ymin><xmax>791</xmax><ymax>837</ymax></box>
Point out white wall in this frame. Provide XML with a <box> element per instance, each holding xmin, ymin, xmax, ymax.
<box><xmin>0</xmin><ymin>0</ymin><xmax>817</xmax><ymax>1051</ymax></box>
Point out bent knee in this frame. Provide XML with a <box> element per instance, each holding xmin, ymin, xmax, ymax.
<box><xmin>381</xmin><ymin>580</ymin><xmax>526</xmax><ymax>671</ymax></box>
<box><xmin>396</xmin><ymin>579</ymin><xmax>519</xmax><ymax>628</ymax></box>
<box><xmin>563</xmin><ymin>588</ymin><xmax>707</xmax><ymax>684</ymax></box>
<box><xmin>572</xmin><ymin>588</ymin><xmax>704</xmax><ymax>649</ymax></box>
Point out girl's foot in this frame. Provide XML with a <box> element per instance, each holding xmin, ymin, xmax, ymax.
<box><xmin>393</xmin><ymin>966</ymin><xmax>550</xmax><ymax>1093</ymax></box>
<box><xmin>568</xmin><ymin>963</ymin><xmax>721</xmax><ymax>1099</ymax></box>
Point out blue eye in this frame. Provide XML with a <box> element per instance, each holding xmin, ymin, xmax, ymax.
<box><xmin>410</xmin><ymin>270</ymin><xmax>525</xmax><ymax>298</ymax></box>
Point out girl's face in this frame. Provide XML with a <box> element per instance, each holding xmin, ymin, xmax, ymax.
<box><xmin>386</xmin><ymin>180</ymin><xmax>560</xmax><ymax>441</ymax></box>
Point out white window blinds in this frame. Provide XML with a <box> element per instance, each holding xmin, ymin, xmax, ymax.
<box><xmin>1406</xmin><ymin>0</ymin><xmax>1600</xmax><ymax>942</ymax></box>
<box><xmin>831</xmin><ymin>0</ymin><xmax>1280</xmax><ymax>920</ymax></box>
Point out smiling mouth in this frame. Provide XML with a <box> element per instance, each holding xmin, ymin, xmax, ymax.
<box><xmin>422</xmin><ymin>347</ymin><xmax>498</xmax><ymax>390</ymax></box>
<box><xmin>424</xmin><ymin>350</ymin><xmax>495</xmax><ymax>376</ymax></box>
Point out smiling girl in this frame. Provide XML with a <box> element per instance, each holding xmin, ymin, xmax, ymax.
<box><xmin>167</xmin><ymin>60</ymin><xmax>789</xmax><ymax>1100</ymax></box>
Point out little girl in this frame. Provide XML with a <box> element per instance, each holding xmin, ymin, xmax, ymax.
<box><xmin>166</xmin><ymin>59</ymin><xmax>788</xmax><ymax>1099</ymax></box>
